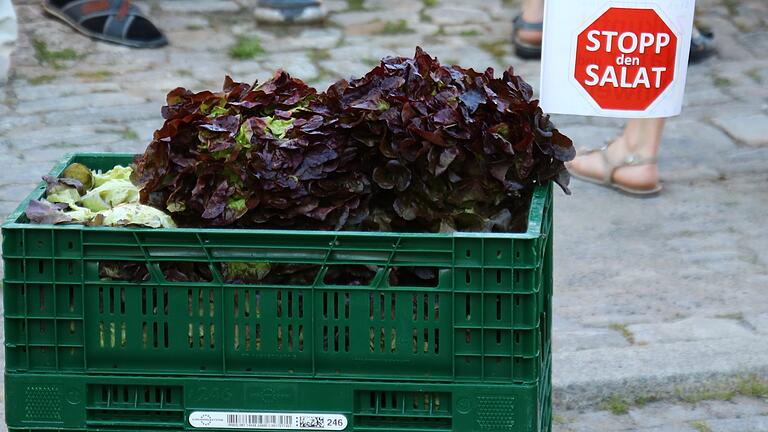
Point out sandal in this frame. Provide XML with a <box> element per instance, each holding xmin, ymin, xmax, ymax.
<box><xmin>43</xmin><ymin>0</ymin><xmax>167</xmax><ymax>49</ymax></box>
<box><xmin>689</xmin><ymin>27</ymin><xmax>716</xmax><ymax>64</ymax></box>
<box><xmin>512</xmin><ymin>15</ymin><xmax>542</xmax><ymax>60</ymax></box>
<box><xmin>254</xmin><ymin>0</ymin><xmax>327</xmax><ymax>24</ymax></box>
<box><xmin>567</xmin><ymin>146</ymin><xmax>662</xmax><ymax>196</ymax></box>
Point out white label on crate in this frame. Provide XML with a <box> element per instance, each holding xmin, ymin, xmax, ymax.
<box><xmin>188</xmin><ymin>411</ymin><xmax>348</xmax><ymax>430</ymax></box>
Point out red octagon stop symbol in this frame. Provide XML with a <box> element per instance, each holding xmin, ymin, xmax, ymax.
<box><xmin>574</xmin><ymin>8</ymin><xmax>678</xmax><ymax>111</ymax></box>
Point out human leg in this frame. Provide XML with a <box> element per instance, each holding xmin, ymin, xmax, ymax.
<box><xmin>513</xmin><ymin>0</ymin><xmax>544</xmax><ymax>58</ymax></box>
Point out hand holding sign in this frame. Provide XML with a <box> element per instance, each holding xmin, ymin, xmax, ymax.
<box><xmin>541</xmin><ymin>0</ymin><xmax>696</xmax><ymax>118</ymax></box>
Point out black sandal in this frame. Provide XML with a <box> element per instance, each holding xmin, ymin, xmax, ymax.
<box><xmin>689</xmin><ymin>28</ymin><xmax>715</xmax><ymax>64</ymax></box>
<box><xmin>512</xmin><ymin>15</ymin><xmax>543</xmax><ymax>60</ymax></box>
<box><xmin>43</xmin><ymin>0</ymin><xmax>167</xmax><ymax>49</ymax></box>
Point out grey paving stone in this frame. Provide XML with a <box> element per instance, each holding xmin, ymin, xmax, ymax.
<box><xmin>553</xmin><ymin>315</ymin><xmax>589</xmax><ymax>332</ymax></box>
<box><xmin>319</xmin><ymin>58</ymin><xmax>376</xmax><ymax>81</ymax></box>
<box><xmin>323</xmin><ymin>0</ymin><xmax>349</xmax><ymax>13</ymax></box>
<box><xmin>329</xmin><ymin>10</ymin><xmax>395</xmax><ymax>28</ymax></box>
<box><xmin>12</xmin><ymin>82</ymin><xmax>122</xmax><ymax>101</ymax></box>
<box><xmin>158</xmin><ymin>15</ymin><xmax>211</xmax><ymax>32</ymax></box>
<box><xmin>14</xmin><ymin>92</ymin><xmax>147</xmax><ymax>115</ymax></box>
<box><xmin>745</xmin><ymin>313</ymin><xmax>768</xmax><ymax>335</ymax></box>
<box><xmin>711</xmin><ymin>113</ymin><xmax>768</xmax><ymax>147</ymax></box>
<box><xmin>166</xmin><ymin>30</ymin><xmax>236</xmax><ymax>51</ymax></box>
<box><xmin>20</xmin><ymin>140</ymin><xmax>126</xmax><ymax>163</ymax></box>
<box><xmin>700</xmin><ymin>397</ymin><xmax>768</xmax><ymax>420</ymax></box>
<box><xmin>715</xmin><ymin>60</ymin><xmax>768</xmax><ymax>85</ymax></box>
<box><xmin>564</xmin><ymin>411</ymin><xmax>636</xmax><ymax>432</ymax></box>
<box><xmin>40</xmin><ymin>102</ymin><xmax>162</xmax><ymax>127</ymax></box>
<box><xmin>260</xmin><ymin>28</ymin><xmax>343</xmax><ymax>52</ymax></box>
<box><xmin>227</xmin><ymin>61</ymin><xmax>272</xmax><ymax>82</ymax></box>
<box><xmin>661</xmin><ymin>120</ymin><xmax>741</xmax><ymax>174</ymax></box>
<box><xmin>628</xmin><ymin>403</ymin><xmax>711</xmax><ymax>428</ymax></box>
<box><xmin>556</xmin><ymin>124</ymin><xmax>618</xmax><ymax>150</ymax></box>
<box><xmin>327</xmin><ymin>45</ymin><xmax>398</xmax><ymax>62</ymax></box>
<box><xmin>3</xmin><ymin>124</ymin><xmax>127</xmax><ymax>150</ymax></box>
<box><xmin>742</xmin><ymin>32</ymin><xmax>768</xmax><ymax>57</ymax></box>
<box><xmin>260</xmin><ymin>52</ymin><xmax>319</xmax><ymax>81</ymax></box>
<box><xmin>555</xmin><ymin>329</ymin><xmax>631</xmax><ymax>352</ymax></box>
<box><xmin>0</xmin><ymin>183</ymin><xmax>40</xmax><ymax>202</ymax></box>
<box><xmin>632</xmin><ymin>425</ymin><xmax>699</xmax><ymax>432</ymax></box>
<box><xmin>426</xmin><ymin>6</ymin><xmax>492</xmax><ymax>25</ymax></box>
<box><xmin>708</xmin><ymin>416</ymin><xmax>768</xmax><ymax>432</ymax></box>
<box><xmin>727</xmin><ymin>85</ymin><xmax>768</xmax><ymax>103</ymax></box>
<box><xmin>158</xmin><ymin>0</ymin><xmax>241</xmax><ymax>13</ymax></box>
<box><xmin>682</xmin><ymin>86</ymin><xmax>732</xmax><ymax>108</ymax></box>
<box><xmin>628</xmin><ymin>317</ymin><xmax>755</xmax><ymax>345</ymax></box>
<box><xmin>554</xmin><ymin>336</ymin><xmax>768</xmax><ymax>410</ymax></box>
<box><xmin>363</xmin><ymin>0</ymin><xmax>422</xmax><ymax>13</ymax></box>
<box><xmin>440</xmin><ymin>23</ymin><xmax>489</xmax><ymax>36</ymax></box>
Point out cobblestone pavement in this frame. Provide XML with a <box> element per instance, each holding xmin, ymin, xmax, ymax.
<box><xmin>1</xmin><ymin>0</ymin><xmax>768</xmax><ymax>429</ymax></box>
<box><xmin>554</xmin><ymin>395</ymin><xmax>768</xmax><ymax>432</ymax></box>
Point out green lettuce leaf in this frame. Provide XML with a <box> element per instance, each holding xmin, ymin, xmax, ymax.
<box><xmin>67</xmin><ymin>205</ymin><xmax>96</xmax><ymax>223</ymax></box>
<box><xmin>47</xmin><ymin>188</ymin><xmax>81</xmax><ymax>207</ymax></box>
<box><xmin>92</xmin><ymin>165</ymin><xmax>133</xmax><ymax>188</ymax></box>
<box><xmin>94</xmin><ymin>204</ymin><xmax>177</xmax><ymax>228</ymax></box>
<box><xmin>80</xmin><ymin>179</ymin><xmax>139</xmax><ymax>212</ymax></box>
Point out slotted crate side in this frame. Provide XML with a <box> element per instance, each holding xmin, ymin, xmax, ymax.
<box><xmin>3</xmin><ymin>259</ymin><xmax>550</xmax><ymax>382</ymax></box>
<box><xmin>3</xmin><ymin>153</ymin><xmax>552</xmax><ymax>384</ymax></box>
<box><xmin>6</xmin><ymin>370</ymin><xmax>551</xmax><ymax>432</ymax></box>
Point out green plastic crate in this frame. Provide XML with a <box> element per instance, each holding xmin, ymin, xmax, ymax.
<box><xmin>3</xmin><ymin>153</ymin><xmax>554</xmax><ymax>432</ymax></box>
<box><xmin>5</xmin><ymin>362</ymin><xmax>551</xmax><ymax>432</ymax></box>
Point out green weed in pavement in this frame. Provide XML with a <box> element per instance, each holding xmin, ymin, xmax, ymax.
<box><xmin>308</xmin><ymin>49</ymin><xmax>331</xmax><ymax>62</ymax></box>
<box><xmin>347</xmin><ymin>0</ymin><xmax>365</xmax><ymax>11</ymax></box>
<box><xmin>601</xmin><ymin>396</ymin><xmax>630</xmax><ymax>415</ymax></box>
<box><xmin>229</xmin><ymin>37</ymin><xmax>265</xmax><ymax>60</ymax></box>
<box><xmin>713</xmin><ymin>75</ymin><xmax>733</xmax><ymax>88</ymax></box>
<box><xmin>28</xmin><ymin>74</ymin><xmax>57</xmax><ymax>85</ymax></box>
<box><xmin>120</xmin><ymin>128</ymin><xmax>139</xmax><ymax>141</ymax></box>
<box><xmin>608</xmin><ymin>323</ymin><xmax>635</xmax><ymax>344</ymax></box>
<box><xmin>679</xmin><ymin>388</ymin><xmax>735</xmax><ymax>403</ymax></box>
<box><xmin>33</xmin><ymin>39</ymin><xmax>79</xmax><ymax>68</ymax></box>
<box><xmin>75</xmin><ymin>70</ymin><xmax>113</xmax><ymax>81</ymax></box>
<box><xmin>633</xmin><ymin>395</ymin><xmax>662</xmax><ymax>407</ymax></box>
<box><xmin>378</xmin><ymin>20</ymin><xmax>415</xmax><ymax>34</ymax></box>
<box><xmin>478</xmin><ymin>41</ymin><xmax>506</xmax><ymax>58</ymax></box>
<box><xmin>745</xmin><ymin>68</ymin><xmax>764</xmax><ymax>84</ymax></box>
<box><xmin>690</xmin><ymin>420</ymin><xmax>712</xmax><ymax>432</ymax></box>
<box><xmin>722</xmin><ymin>0</ymin><xmax>739</xmax><ymax>16</ymax></box>
<box><xmin>737</xmin><ymin>376</ymin><xmax>768</xmax><ymax>397</ymax></box>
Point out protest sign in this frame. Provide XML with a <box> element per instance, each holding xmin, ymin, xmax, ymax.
<box><xmin>540</xmin><ymin>0</ymin><xmax>696</xmax><ymax>118</ymax></box>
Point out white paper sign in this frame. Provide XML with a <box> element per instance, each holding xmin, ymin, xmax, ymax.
<box><xmin>540</xmin><ymin>0</ymin><xmax>696</xmax><ymax>118</ymax></box>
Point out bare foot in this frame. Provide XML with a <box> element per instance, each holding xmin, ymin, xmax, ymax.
<box><xmin>568</xmin><ymin>137</ymin><xmax>661</xmax><ymax>193</ymax></box>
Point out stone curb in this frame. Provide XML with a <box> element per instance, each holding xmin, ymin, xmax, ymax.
<box><xmin>553</xmin><ymin>335</ymin><xmax>768</xmax><ymax>410</ymax></box>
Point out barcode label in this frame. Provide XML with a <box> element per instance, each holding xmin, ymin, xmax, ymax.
<box><xmin>189</xmin><ymin>411</ymin><xmax>347</xmax><ymax>430</ymax></box>
<box><xmin>227</xmin><ymin>414</ymin><xmax>293</xmax><ymax>427</ymax></box>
